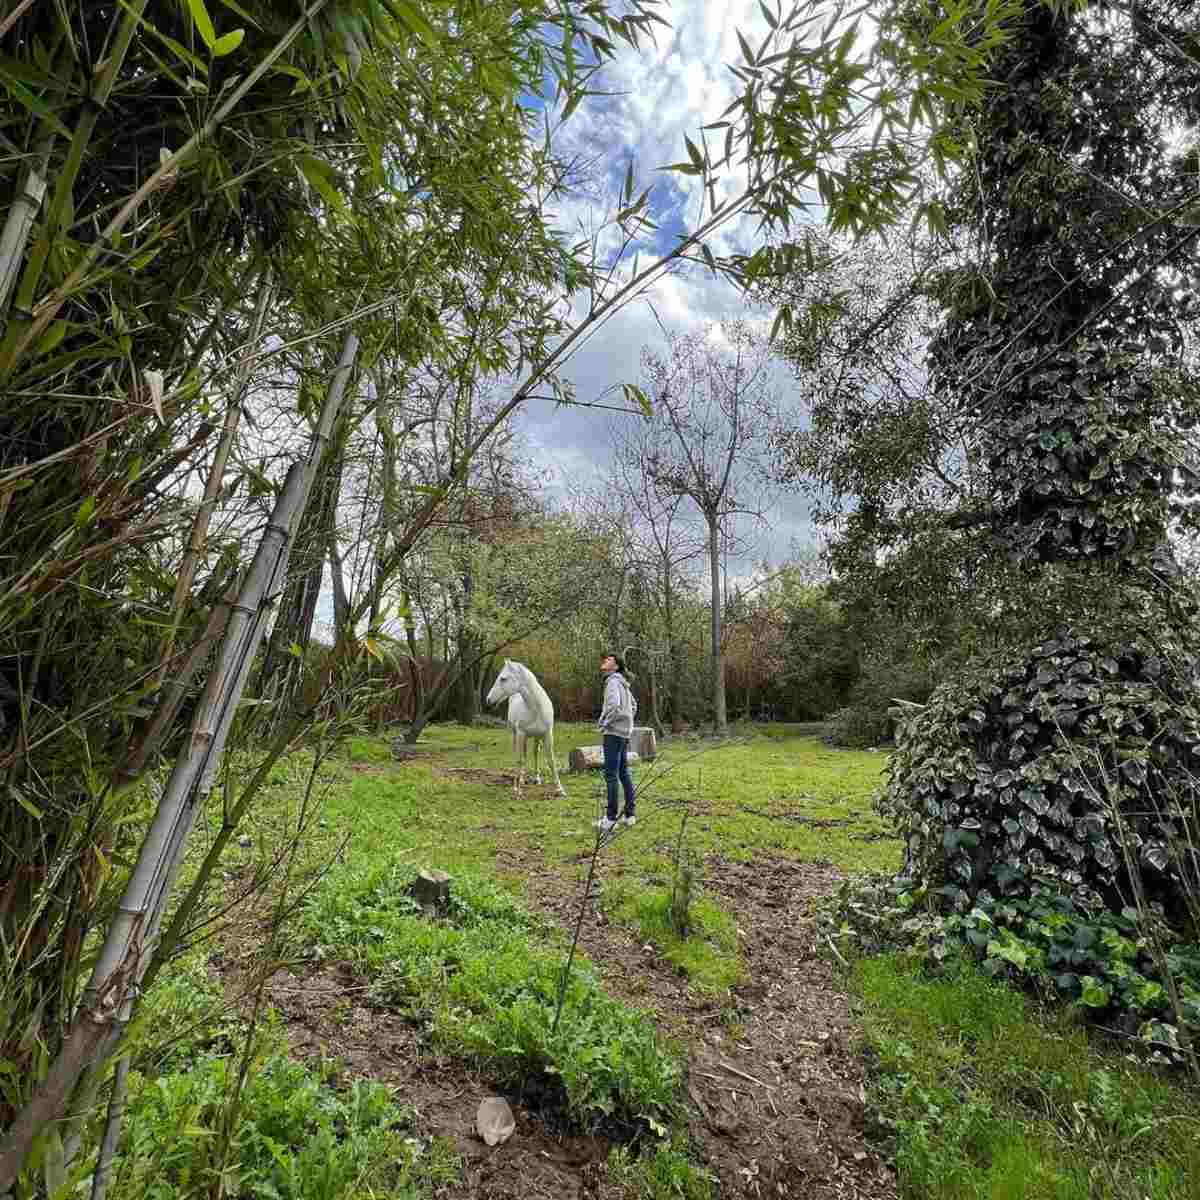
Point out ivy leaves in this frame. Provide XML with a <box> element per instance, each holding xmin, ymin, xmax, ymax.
<box><xmin>882</xmin><ymin>614</ymin><xmax>1200</xmax><ymax>912</ymax></box>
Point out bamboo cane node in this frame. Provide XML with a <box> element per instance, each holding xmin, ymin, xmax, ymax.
<box><xmin>230</xmin><ymin>602</ymin><xmax>257</xmax><ymax>616</ymax></box>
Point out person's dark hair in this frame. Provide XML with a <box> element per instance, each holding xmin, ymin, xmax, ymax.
<box><xmin>604</xmin><ymin>652</ymin><xmax>626</xmax><ymax>674</ymax></box>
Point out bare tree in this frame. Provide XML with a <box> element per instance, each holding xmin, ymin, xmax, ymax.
<box><xmin>609</xmin><ymin>410</ymin><xmax>708</xmax><ymax>730</ymax></box>
<box><xmin>641</xmin><ymin>323</ymin><xmax>775</xmax><ymax>734</ymax></box>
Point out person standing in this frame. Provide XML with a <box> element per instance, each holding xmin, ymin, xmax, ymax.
<box><xmin>596</xmin><ymin>652</ymin><xmax>637</xmax><ymax>833</ymax></box>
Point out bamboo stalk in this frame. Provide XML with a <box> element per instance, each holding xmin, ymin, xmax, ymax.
<box><xmin>0</xmin><ymin>0</ymin><xmax>40</xmax><ymax>41</ymax></box>
<box><xmin>0</xmin><ymin>135</ymin><xmax>51</xmax><ymax>317</ymax></box>
<box><xmin>87</xmin><ymin>1054</ymin><xmax>128</xmax><ymax>1200</ymax></box>
<box><xmin>154</xmin><ymin>269</ymin><xmax>274</xmax><ymax>685</ymax></box>
<box><xmin>0</xmin><ymin>331</ymin><xmax>358</xmax><ymax>1191</ymax></box>
<box><xmin>112</xmin><ymin>582</ymin><xmax>237</xmax><ymax>792</ymax></box>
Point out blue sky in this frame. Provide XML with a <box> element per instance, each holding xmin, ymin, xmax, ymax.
<box><xmin>513</xmin><ymin>1</ymin><xmax>822</xmax><ymax>573</ymax></box>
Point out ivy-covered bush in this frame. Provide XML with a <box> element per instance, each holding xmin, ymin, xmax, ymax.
<box><xmin>880</xmin><ymin>608</ymin><xmax>1200</xmax><ymax>918</ymax></box>
<box><xmin>824</xmin><ymin>874</ymin><xmax>1200</xmax><ymax>1063</ymax></box>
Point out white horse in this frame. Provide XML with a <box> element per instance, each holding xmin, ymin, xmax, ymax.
<box><xmin>485</xmin><ymin>659</ymin><xmax>566</xmax><ymax>796</ymax></box>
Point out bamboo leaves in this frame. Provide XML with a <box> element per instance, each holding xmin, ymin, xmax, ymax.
<box><xmin>184</xmin><ymin>0</ymin><xmax>245</xmax><ymax>55</ymax></box>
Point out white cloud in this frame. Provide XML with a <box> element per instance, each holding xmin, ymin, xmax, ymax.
<box><xmin>509</xmin><ymin>1</ymin><xmax>831</xmax><ymax>573</ymax></box>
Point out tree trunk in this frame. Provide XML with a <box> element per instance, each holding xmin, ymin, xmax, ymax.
<box><xmin>259</xmin><ymin>442</ymin><xmax>343</xmax><ymax>706</ymax></box>
<box><xmin>456</xmin><ymin>655</ymin><xmax>481</xmax><ymax>724</ymax></box>
<box><xmin>707</xmin><ymin>513</ymin><xmax>727</xmax><ymax>734</ymax></box>
<box><xmin>663</xmin><ymin>578</ymin><xmax>685</xmax><ymax>726</ymax></box>
<box><xmin>329</xmin><ymin>534</ymin><xmax>351</xmax><ymax>632</ymax></box>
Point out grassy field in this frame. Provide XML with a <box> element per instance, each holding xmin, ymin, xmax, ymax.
<box><xmin>327</xmin><ymin>720</ymin><xmax>897</xmax><ymax>878</ymax></box>
<box><xmin>99</xmin><ymin>721</ymin><xmax>1200</xmax><ymax>1200</ymax></box>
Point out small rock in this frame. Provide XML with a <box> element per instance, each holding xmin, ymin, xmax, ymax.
<box><xmin>237</xmin><ymin>836</ymin><xmax>252</xmax><ymax>849</ymax></box>
<box><xmin>476</xmin><ymin>1096</ymin><xmax>515</xmax><ymax>1146</ymax></box>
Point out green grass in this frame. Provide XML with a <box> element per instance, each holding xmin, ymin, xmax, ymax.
<box><xmin>296</xmin><ymin>721</ymin><xmax>896</xmax><ymax>885</ymax></box>
<box><xmin>607</xmin><ymin>1136</ymin><xmax>717</xmax><ymax>1199</ymax></box>
<box><xmin>341</xmin><ymin>734</ymin><xmax>396</xmax><ymax>763</ymax></box>
<box><xmin>852</xmin><ymin>954</ymin><xmax>1200</xmax><ymax>1199</ymax></box>
<box><xmin>156</xmin><ymin>720</ymin><xmax>1200</xmax><ymax>1199</ymax></box>
<box><xmin>602</xmin><ymin>879</ymin><xmax>743</xmax><ymax>994</ymax></box>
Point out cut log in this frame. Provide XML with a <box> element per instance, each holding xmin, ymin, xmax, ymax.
<box><xmin>412</xmin><ymin>868</ymin><xmax>451</xmax><ymax>910</ymax></box>
<box><xmin>630</xmin><ymin>726</ymin><xmax>658</xmax><ymax>761</ymax></box>
<box><xmin>568</xmin><ymin>746</ymin><xmax>642</xmax><ymax>773</ymax></box>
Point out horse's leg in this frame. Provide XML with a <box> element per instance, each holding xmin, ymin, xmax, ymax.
<box><xmin>532</xmin><ymin>736</ymin><xmax>542</xmax><ymax>785</ymax></box>
<box><xmin>546</xmin><ymin>725</ymin><xmax>566</xmax><ymax>796</ymax></box>
<box><xmin>515</xmin><ymin>730</ymin><xmax>526</xmax><ymax>796</ymax></box>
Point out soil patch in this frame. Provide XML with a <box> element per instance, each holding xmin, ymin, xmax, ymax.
<box><xmin>215</xmin><ymin>853</ymin><xmax>894</xmax><ymax>1199</ymax></box>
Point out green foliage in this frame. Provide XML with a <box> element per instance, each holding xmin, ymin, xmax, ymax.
<box><xmin>111</xmin><ymin>1052</ymin><xmax>460</xmax><ymax>1200</ymax></box>
<box><xmin>602</xmin><ymin>881</ymin><xmax>743</xmax><ymax>995</ymax></box>
<box><xmin>775</xmin><ymin>581</ymin><xmax>862</xmax><ymax>721</ymax></box>
<box><xmin>924</xmin><ymin>0</ymin><xmax>1200</xmax><ymax>568</ymax></box>
<box><xmin>125</xmin><ymin>956</ymin><xmax>240</xmax><ymax>1077</ymax></box>
<box><xmin>301</xmin><ymin>856</ymin><xmax>682</xmax><ymax>1129</ymax></box>
<box><xmin>341</xmin><ymin>736</ymin><xmax>394</xmax><ymax>764</ymax></box>
<box><xmin>851</xmin><ymin>954</ymin><xmax>1200</xmax><ymax>1199</ymax></box>
<box><xmin>828</xmin><ymin>655</ymin><xmax>936</xmax><ymax>748</ymax></box>
<box><xmin>881</xmin><ymin>608</ymin><xmax>1200</xmax><ymax>915</ymax></box>
<box><xmin>828</xmin><ymin>875</ymin><xmax>1200</xmax><ymax>1063</ymax></box>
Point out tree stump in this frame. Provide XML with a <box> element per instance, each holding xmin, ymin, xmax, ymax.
<box><xmin>391</xmin><ymin>738</ymin><xmax>424</xmax><ymax>761</ymax></box>
<box><xmin>412</xmin><ymin>869</ymin><xmax>451</xmax><ymax>910</ymax></box>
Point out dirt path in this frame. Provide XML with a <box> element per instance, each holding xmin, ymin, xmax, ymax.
<box><xmin>525</xmin><ymin>851</ymin><xmax>896</xmax><ymax>1200</ymax></box>
<box><xmin>239</xmin><ymin>838</ymin><xmax>895</xmax><ymax>1200</ymax></box>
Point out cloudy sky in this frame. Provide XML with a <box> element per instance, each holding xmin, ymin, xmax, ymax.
<box><xmin>512</xmin><ymin>0</ymin><xmax>824</xmax><ymax>573</ymax></box>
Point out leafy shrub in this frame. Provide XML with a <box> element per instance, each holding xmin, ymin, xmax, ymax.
<box><xmin>880</xmin><ymin>614</ymin><xmax>1200</xmax><ymax>917</ymax></box>
<box><xmin>826</xmin><ymin>875</ymin><xmax>1200</xmax><ymax>1062</ymax></box>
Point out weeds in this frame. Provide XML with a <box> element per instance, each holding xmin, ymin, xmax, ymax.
<box><xmin>108</xmin><ymin>1048</ymin><xmax>459</xmax><ymax>1200</ymax></box>
<box><xmin>607</xmin><ymin>1135</ymin><xmax>716</xmax><ymax>1200</ymax></box>
<box><xmin>603</xmin><ymin>880</ymin><xmax>742</xmax><ymax>994</ymax></box>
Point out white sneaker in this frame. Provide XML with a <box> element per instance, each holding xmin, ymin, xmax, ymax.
<box><xmin>621</xmin><ymin>815</ymin><xmax>636</xmax><ymax>827</ymax></box>
<box><xmin>594</xmin><ymin>817</ymin><xmax>617</xmax><ymax>834</ymax></box>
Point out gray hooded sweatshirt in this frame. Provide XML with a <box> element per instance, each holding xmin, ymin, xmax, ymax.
<box><xmin>598</xmin><ymin>671</ymin><xmax>637</xmax><ymax>738</ymax></box>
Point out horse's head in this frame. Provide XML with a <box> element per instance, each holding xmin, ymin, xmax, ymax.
<box><xmin>486</xmin><ymin>660</ymin><xmax>522</xmax><ymax>707</ymax></box>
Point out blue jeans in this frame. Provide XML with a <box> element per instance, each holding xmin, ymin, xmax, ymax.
<box><xmin>603</xmin><ymin>734</ymin><xmax>635</xmax><ymax>821</ymax></box>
